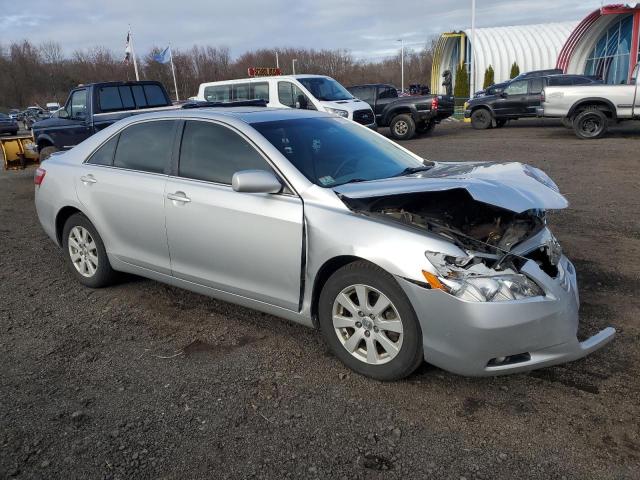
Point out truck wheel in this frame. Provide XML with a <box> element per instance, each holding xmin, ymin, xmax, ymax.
<box><xmin>416</xmin><ymin>120</ymin><xmax>436</xmax><ymax>135</ymax></box>
<box><xmin>471</xmin><ymin>109</ymin><xmax>492</xmax><ymax>129</ymax></box>
<box><xmin>39</xmin><ymin>146</ymin><xmax>59</xmax><ymax>161</ymax></box>
<box><xmin>389</xmin><ymin>114</ymin><xmax>416</xmax><ymax>140</ymax></box>
<box><xmin>573</xmin><ymin>107</ymin><xmax>608</xmax><ymax>139</ymax></box>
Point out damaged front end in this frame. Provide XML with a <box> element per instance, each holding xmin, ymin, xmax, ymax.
<box><xmin>341</xmin><ymin>188</ymin><xmax>561</xmax><ymax>302</ymax></box>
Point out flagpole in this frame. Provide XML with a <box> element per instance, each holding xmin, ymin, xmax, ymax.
<box><xmin>129</xmin><ymin>27</ymin><xmax>140</xmax><ymax>81</ymax></box>
<box><xmin>169</xmin><ymin>45</ymin><xmax>179</xmax><ymax>102</ymax></box>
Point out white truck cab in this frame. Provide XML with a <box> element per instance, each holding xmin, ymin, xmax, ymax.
<box><xmin>197</xmin><ymin>75</ymin><xmax>376</xmax><ymax>128</ymax></box>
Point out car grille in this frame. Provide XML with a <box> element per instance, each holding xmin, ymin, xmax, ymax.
<box><xmin>353</xmin><ymin>109</ymin><xmax>374</xmax><ymax>125</ymax></box>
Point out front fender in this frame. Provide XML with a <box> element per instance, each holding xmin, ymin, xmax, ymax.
<box><xmin>35</xmin><ymin>132</ymin><xmax>57</xmax><ymax>150</ymax></box>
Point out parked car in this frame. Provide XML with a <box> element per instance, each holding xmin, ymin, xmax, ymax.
<box><xmin>34</xmin><ymin>106</ymin><xmax>615</xmax><ymax>380</ymax></box>
<box><xmin>465</xmin><ymin>74</ymin><xmax>603</xmax><ymax>129</ymax></box>
<box><xmin>539</xmin><ymin>63</ymin><xmax>639</xmax><ymax>139</ymax></box>
<box><xmin>197</xmin><ymin>75</ymin><xmax>376</xmax><ymax>129</ymax></box>
<box><xmin>347</xmin><ymin>84</ymin><xmax>454</xmax><ymax>140</ymax></box>
<box><xmin>46</xmin><ymin>102</ymin><xmax>61</xmax><ymax>113</ymax></box>
<box><xmin>9</xmin><ymin>109</ymin><xmax>20</xmax><ymax>120</ymax></box>
<box><xmin>0</xmin><ymin>113</ymin><xmax>19</xmax><ymax>136</ymax></box>
<box><xmin>32</xmin><ymin>81</ymin><xmax>173</xmax><ymax>160</ymax></box>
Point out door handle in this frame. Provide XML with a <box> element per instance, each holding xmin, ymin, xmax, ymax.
<box><xmin>80</xmin><ymin>174</ymin><xmax>97</xmax><ymax>185</ymax></box>
<box><xmin>167</xmin><ymin>191</ymin><xmax>191</xmax><ymax>203</ymax></box>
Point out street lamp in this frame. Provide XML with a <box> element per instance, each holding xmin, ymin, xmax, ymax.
<box><xmin>397</xmin><ymin>39</ymin><xmax>404</xmax><ymax>93</ymax></box>
<box><xmin>292</xmin><ymin>58</ymin><xmax>297</xmax><ymax>75</ymax></box>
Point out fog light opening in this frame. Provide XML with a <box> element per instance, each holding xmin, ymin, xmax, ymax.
<box><xmin>487</xmin><ymin>352</ymin><xmax>531</xmax><ymax>367</ymax></box>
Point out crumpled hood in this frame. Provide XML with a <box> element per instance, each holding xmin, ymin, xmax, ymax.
<box><xmin>333</xmin><ymin>161</ymin><xmax>568</xmax><ymax>213</ymax></box>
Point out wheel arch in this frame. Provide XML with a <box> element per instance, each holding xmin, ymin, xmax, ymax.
<box><xmin>568</xmin><ymin>98</ymin><xmax>617</xmax><ymax>120</ymax></box>
<box><xmin>383</xmin><ymin>106</ymin><xmax>414</xmax><ymax>125</ymax></box>
<box><xmin>36</xmin><ymin>134</ymin><xmax>55</xmax><ymax>151</ymax></box>
<box><xmin>55</xmin><ymin>206</ymin><xmax>85</xmax><ymax>246</ymax></box>
<box><xmin>310</xmin><ymin>255</ymin><xmax>371</xmax><ymax>328</ymax></box>
<box><xmin>470</xmin><ymin>104</ymin><xmax>495</xmax><ymax>116</ymax></box>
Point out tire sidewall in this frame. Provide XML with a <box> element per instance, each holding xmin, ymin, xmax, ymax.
<box><xmin>318</xmin><ymin>262</ymin><xmax>423</xmax><ymax>381</ymax></box>
<box><xmin>389</xmin><ymin>114</ymin><xmax>416</xmax><ymax>140</ymax></box>
<box><xmin>471</xmin><ymin>109</ymin><xmax>492</xmax><ymax>129</ymax></box>
<box><xmin>574</xmin><ymin>109</ymin><xmax>607</xmax><ymax>139</ymax></box>
<box><xmin>62</xmin><ymin>213</ymin><xmax>114</xmax><ymax>288</ymax></box>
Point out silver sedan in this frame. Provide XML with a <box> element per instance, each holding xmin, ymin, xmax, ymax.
<box><xmin>34</xmin><ymin>107</ymin><xmax>615</xmax><ymax>380</ymax></box>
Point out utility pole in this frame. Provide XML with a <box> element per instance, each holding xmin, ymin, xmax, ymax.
<box><xmin>292</xmin><ymin>58</ymin><xmax>297</xmax><ymax>75</ymax></box>
<box><xmin>470</xmin><ymin>0</ymin><xmax>476</xmax><ymax>98</ymax></box>
<box><xmin>276</xmin><ymin>51</ymin><xmax>279</xmax><ymax>69</ymax></box>
<box><xmin>397</xmin><ymin>39</ymin><xmax>404</xmax><ymax>93</ymax></box>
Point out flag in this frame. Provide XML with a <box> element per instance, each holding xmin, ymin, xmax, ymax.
<box><xmin>124</xmin><ymin>32</ymin><xmax>132</xmax><ymax>64</ymax></box>
<box><xmin>153</xmin><ymin>46</ymin><xmax>171</xmax><ymax>64</ymax></box>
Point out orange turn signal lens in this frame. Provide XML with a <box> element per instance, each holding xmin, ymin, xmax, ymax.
<box><xmin>422</xmin><ymin>270</ymin><xmax>447</xmax><ymax>290</ymax></box>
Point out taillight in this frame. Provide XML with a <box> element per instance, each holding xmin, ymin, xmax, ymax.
<box><xmin>431</xmin><ymin>96</ymin><xmax>439</xmax><ymax>110</ymax></box>
<box><xmin>34</xmin><ymin>167</ymin><xmax>46</xmax><ymax>186</ymax></box>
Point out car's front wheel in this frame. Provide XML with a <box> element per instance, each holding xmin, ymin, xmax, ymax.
<box><xmin>471</xmin><ymin>108</ymin><xmax>492</xmax><ymax>129</ymax></box>
<box><xmin>62</xmin><ymin>213</ymin><xmax>117</xmax><ymax>288</ymax></box>
<box><xmin>318</xmin><ymin>261</ymin><xmax>423</xmax><ymax>381</ymax></box>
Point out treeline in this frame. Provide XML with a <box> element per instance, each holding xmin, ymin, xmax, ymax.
<box><xmin>0</xmin><ymin>40</ymin><xmax>436</xmax><ymax>109</ymax></box>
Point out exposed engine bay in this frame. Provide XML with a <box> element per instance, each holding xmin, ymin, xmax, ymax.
<box><xmin>342</xmin><ymin>189</ymin><xmax>550</xmax><ymax>273</ymax></box>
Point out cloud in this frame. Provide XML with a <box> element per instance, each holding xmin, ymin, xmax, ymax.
<box><xmin>0</xmin><ymin>0</ymin><xmax>604</xmax><ymax>60</ymax></box>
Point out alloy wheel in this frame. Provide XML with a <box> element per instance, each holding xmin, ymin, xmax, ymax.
<box><xmin>68</xmin><ymin>226</ymin><xmax>99</xmax><ymax>277</ymax></box>
<box><xmin>332</xmin><ymin>284</ymin><xmax>404</xmax><ymax>365</ymax></box>
<box><xmin>394</xmin><ymin>121</ymin><xmax>409</xmax><ymax>136</ymax></box>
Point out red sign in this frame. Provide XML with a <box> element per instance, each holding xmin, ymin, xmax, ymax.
<box><xmin>248</xmin><ymin>67</ymin><xmax>282</xmax><ymax>77</ymax></box>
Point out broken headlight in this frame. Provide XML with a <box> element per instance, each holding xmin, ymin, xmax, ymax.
<box><xmin>424</xmin><ymin>252</ymin><xmax>544</xmax><ymax>302</ymax></box>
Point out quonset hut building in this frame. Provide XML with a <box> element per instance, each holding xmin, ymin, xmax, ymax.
<box><xmin>431</xmin><ymin>3</ymin><xmax>640</xmax><ymax>95</ymax></box>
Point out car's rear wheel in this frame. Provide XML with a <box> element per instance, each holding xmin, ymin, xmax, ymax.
<box><xmin>39</xmin><ymin>146</ymin><xmax>59</xmax><ymax>161</ymax></box>
<box><xmin>573</xmin><ymin>107</ymin><xmax>608</xmax><ymax>139</ymax></box>
<box><xmin>62</xmin><ymin>213</ymin><xmax>117</xmax><ymax>288</ymax></box>
<box><xmin>389</xmin><ymin>114</ymin><xmax>416</xmax><ymax>140</ymax></box>
<box><xmin>471</xmin><ymin>109</ymin><xmax>492</xmax><ymax>129</ymax></box>
<box><xmin>318</xmin><ymin>261</ymin><xmax>423</xmax><ymax>381</ymax></box>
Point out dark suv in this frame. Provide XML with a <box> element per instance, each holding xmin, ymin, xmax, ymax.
<box><xmin>465</xmin><ymin>75</ymin><xmax>602</xmax><ymax>129</ymax></box>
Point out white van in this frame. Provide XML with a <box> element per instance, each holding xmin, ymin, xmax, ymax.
<box><xmin>196</xmin><ymin>75</ymin><xmax>376</xmax><ymax>128</ymax></box>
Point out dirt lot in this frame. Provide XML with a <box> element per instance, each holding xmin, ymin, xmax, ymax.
<box><xmin>1</xmin><ymin>119</ymin><xmax>639</xmax><ymax>479</ymax></box>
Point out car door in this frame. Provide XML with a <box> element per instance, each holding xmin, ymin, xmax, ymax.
<box><xmin>494</xmin><ymin>79</ymin><xmax>529</xmax><ymax>117</ymax></box>
<box><xmin>524</xmin><ymin>77</ymin><xmax>545</xmax><ymax>116</ymax></box>
<box><xmin>76</xmin><ymin>119</ymin><xmax>178</xmax><ymax>274</ymax></box>
<box><xmin>164</xmin><ymin>120</ymin><xmax>304</xmax><ymax>310</ymax></box>
<box><xmin>55</xmin><ymin>89</ymin><xmax>92</xmax><ymax>148</ymax></box>
<box><xmin>375</xmin><ymin>86</ymin><xmax>398</xmax><ymax>120</ymax></box>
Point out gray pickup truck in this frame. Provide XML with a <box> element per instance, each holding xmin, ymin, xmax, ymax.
<box><xmin>538</xmin><ymin>63</ymin><xmax>639</xmax><ymax>139</ymax></box>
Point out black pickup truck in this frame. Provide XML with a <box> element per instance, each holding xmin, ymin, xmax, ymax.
<box><xmin>347</xmin><ymin>84</ymin><xmax>454</xmax><ymax>140</ymax></box>
<box><xmin>33</xmin><ymin>81</ymin><xmax>173</xmax><ymax>160</ymax></box>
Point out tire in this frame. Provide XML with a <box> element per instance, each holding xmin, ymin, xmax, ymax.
<box><xmin>318</xmin><ymin>261</ymin><xmax>423</xmax><ymax>381</ymax></box>
<box><xmin>39</xmin><ymin>146</ymin><xmax>59</xmax><ymax>161</ymax></box>
<box><xmin>495</xmin><ymin>119</ymin><xmax>508</xmax><ymax>128</ymax></box>
<box><xmin>416</xmin><ymin>120</ymin><xmax>436</xmax><ymax>135</ymax></box>
<box><xmin>471</xmin><ymin>109</ymin><xmax>492</xmax><ymax>129</ymax></box>
<box><xmin>389</xmin><ymin>114</ymin><xmax>416</xmax><ymax>140</ymax></box>
<box><xmin>573</xmin><ymin>107</ymin><xmax>608</xmax><ymax>139</ymax></box>
<box><xmin>62</xmin><ymin>213</ymin><xmax>117</xmax><ymax>288</ymax></box>
<box><xmin>561</xmin><ymin>117</ymin><xmax>573</xmax><ymax>129</ymax></box>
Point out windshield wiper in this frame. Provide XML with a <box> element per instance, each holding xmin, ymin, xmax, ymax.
<box><xmin>337</xmin><ymin>178</ymin><xmax>368</xmax><ymax>185</ymax></box>
<box><xmin>391</xmin><ymin>165</ymin><xmax>434</xmax><ymax>177</ymax></box>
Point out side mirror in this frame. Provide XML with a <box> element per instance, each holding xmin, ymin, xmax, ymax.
<box><xmin>58</xmin><ymin>109</ymin><xmax>70</xmax><ymax>119</ymax></box>
<box><xmin>232</xmin><ymin>170</ymin><xmax>282</xmax><ymax>194</ymax></box>
<box><xmin>500</xmin><ymin>91</ymin><xmax>507</xmax><ymax>98</ymax></box>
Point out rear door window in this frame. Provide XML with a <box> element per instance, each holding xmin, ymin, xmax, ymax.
<box><xmin>529</xmin><ymin>78</ymin><xmax>544</xmax><ymax>94</ymax></box>
<box><xmin>88</xmin><ymin>135</ymin><xmax>119</xmax><ymax>166</ymax></box>
<box><xmin>144</xmin><ymin>84</ymin><xmax>169</xmax><ymax>106</ymax></box>
<box><xmin>178</xmin><ymin>121</ymin><xmax>272</xmax><ymax>185</ymax></box>
<box><xmin>113</xmin><ymin>120</ymin><xmax>176</xmax><ymax>173</ymax></box>
<box><xmin>232</xmin><ymin>83</ymin><xmax>251</xmax><ymax>100</ymax></box>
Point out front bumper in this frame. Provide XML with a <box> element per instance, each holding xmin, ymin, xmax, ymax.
<box><xmin>397</xmin><ymin>256</ymin><xmax>615</xmax><ymax>376</ymax></box>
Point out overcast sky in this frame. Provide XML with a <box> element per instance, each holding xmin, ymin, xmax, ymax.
<box><xmin>0</xmin><ymin>0</ymin><xmax>604</xmax><ymax>60</ymax></box>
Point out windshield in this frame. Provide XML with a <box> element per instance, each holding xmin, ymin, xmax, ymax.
<box><xmin>252</xmin><ymin>117</ymin><xmax>425</xmax><ymax>187</ymax></box>
<box><xmin>297</xmin><ymin>77</ymin><xmax>353</xmax><ymax>101</ymax></box>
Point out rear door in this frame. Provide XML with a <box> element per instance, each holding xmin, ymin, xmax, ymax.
<box><xmin>76</xmin><ymin>119</ymin><xmax>178</xmax><ymax>274</ymax></box>
<box><xmin>524</xmin><ymin>77</ymin><xmax>545</xmax><ymax>116</ymax></box>
<box><xmin>164</xmin><ymin>120</ymin><xmax>304</xmax><ymax>310</ymax></box>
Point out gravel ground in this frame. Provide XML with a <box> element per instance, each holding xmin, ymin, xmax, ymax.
<box><xmin>1</xmin><ymin>119</ymin><xmax>639</xmax><ymax>479</ymax></box>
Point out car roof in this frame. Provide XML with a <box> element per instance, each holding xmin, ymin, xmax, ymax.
<box><xmin>118</xmin><ymin>106</ymin><xmax>333</xmax><ymax>125</ymax></box>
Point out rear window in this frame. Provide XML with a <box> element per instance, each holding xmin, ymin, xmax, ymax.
<box><xmin>98</xmin><ymin>84</ymin><xmax>169</xmax><ymax>112</ymax></box>
<box><xmin>204</xmin><ymin>85</ymin><xmax>231</xmax><ymax>102</ymax></box>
